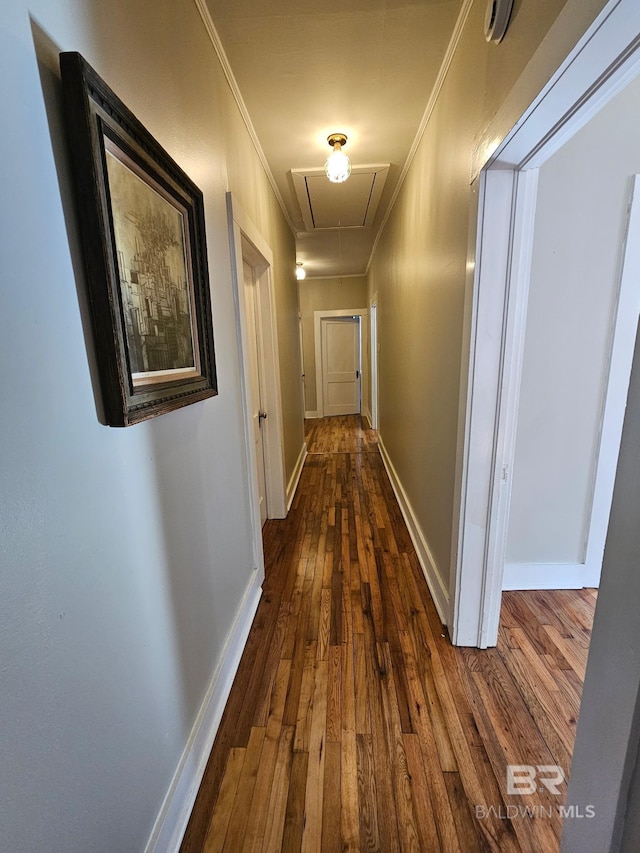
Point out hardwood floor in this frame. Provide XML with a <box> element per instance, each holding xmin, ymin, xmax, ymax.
<box><xmin>181</xmin><ymin>415</ymin><xmax>596</xmax><ymax>852</ymax></box>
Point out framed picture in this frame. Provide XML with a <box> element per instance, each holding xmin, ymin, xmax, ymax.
<box><xmin>60</xmin><ymin>52</ymin><xmax>217</xmax><ymax>426</ymax></box>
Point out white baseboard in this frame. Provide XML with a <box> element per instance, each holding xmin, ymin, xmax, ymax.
<box><xmin>145</xmin><ymin>570</ymin><xmax>262</xmax><ymax>853</ymax></box>
<box><xmin>502</xmin><ymin>562</ymin><xmax>585</xmax><ymax>590</ymax></box>
<box><xmin>287</xmin><ymin>442</ymin><xmax>307</xmax><ymax>511</ymax></box>
<box><xmin>304</xmin><ymin>410</ymin><xmax>321</xmax><ymax>419</ymax></box>
<box><xmin>378</xmin><ymin>436</ymin><xmax>450</xmax><ymax>625</ymax></box>
<box><xmin>363</xmin><ymin>410</ymin><xmax>372</xmax><ymax>429</ymax></box>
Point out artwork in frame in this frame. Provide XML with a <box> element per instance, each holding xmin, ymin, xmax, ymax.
<box><xmin>60</xmin><ymin>52</ymin><xmax>217</xmax><ymax>426</ymax></box>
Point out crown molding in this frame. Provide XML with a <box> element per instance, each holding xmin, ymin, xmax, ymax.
<box><xmin>367</xmin><ymin>0</ymin><xmax>475</xmax><ymax>274</ymax></box>
<box><xmin>193</xmin><ymin>0</ymin><xmax>296</xmax><ymax>235</ymax></box>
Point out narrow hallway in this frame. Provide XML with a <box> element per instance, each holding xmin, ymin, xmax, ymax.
<box><xmin>182</xmin><ymin>416</ymin><xmax>594</xmax><ymax>852</ymax></box>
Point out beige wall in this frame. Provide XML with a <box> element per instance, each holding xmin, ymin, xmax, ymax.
<box><xmin>367</xmin><ymin>0</ymin><xmax>608</xmax><ymax>590</ymax></box>
<box><xmin>1</xmin><ymin>1</ymin><xmax>301</xmax><ymax>850</ymax></box>
<box><xmin>222</xmin><ymin>86</ymin><xmax>304</xmax><ymax>478</ymax></box>
<box><xmin>213</xmin><ymin>33</ymin><xmax>303</xmax><ymax>484</ymax></box>
<box><xmin>299</xmin><ymin>276</ymin><xmax>368</xmax><ymax>416</ymax></box>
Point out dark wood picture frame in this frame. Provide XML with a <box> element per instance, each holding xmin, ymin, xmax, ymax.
<box><xmin>60</xmin><ymin>51</ymin><xmax>217</xmax><ymax>426</ymax></box>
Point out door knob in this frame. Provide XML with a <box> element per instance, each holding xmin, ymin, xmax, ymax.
<box><xmin>258</xmin><ymin>410</ymin><xmax>268</xmax><ymax>422</ymax></box>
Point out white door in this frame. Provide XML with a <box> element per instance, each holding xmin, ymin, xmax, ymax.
<box><xmin>321</xmin><ymin>317</ymin><xmax>361</xmax><ymax>416</ymax></box>
<box><xmin>243</xmin><ymin>261</ymin><xmax>267</xmax><ymax>525</ymax></box>
<box><xmin>370</xmin><ymin>301</ymin><xmax>379</xmax><ymax>429</ymax></box>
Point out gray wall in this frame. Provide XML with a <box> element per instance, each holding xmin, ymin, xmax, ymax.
<box><xmin>563</xmin><ymin>321</ymin><xmax>640</xmax><ymax>852</ymax></box>
<box><xmin>507</xmin><ymin>73</ymin><xmax>640</xmax><ymax>568</ymax></box>
<box><xmin>0</xmin><ymin>1</ymin><xmax>300</xmax><ymax>850</ymax></box>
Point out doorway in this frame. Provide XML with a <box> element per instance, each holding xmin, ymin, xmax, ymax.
<box><xmin>242</xmin><ymin>260</ymin><xmax>268</xmax><ymax>526</ymax></box>
<box><xmin>227</xmin><ymin>193</ymin><xmax>288</xmax><ymax>580</ymax></box>
<box><xmin>451</xmin><ymin>3</ymin><xmax>640</xmax><ymax>649</ymax></box>
<box><xmin>450</xmin><ymin>8</ymin><xmax>640</xmax><ymax>842</ymax></box>
<box><xmin>313</xmin><ymin>307</ymin><xmax>368</xmax><ymax>418</ymax></box>
<box><xmin>370</xmin><ymin>296</ymin><xmax>379</xmax><ymax>430</ymax></box>
<box><xmin>502</xmin><ymin>166</ymin><xmax>640</xmax><ymax>593</ymax></box>
<box><xmin>320</xmin><ymin>316</ymin><xmax>361</xmax><ymax>416</ymax></box>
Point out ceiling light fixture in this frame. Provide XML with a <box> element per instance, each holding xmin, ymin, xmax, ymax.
<box><xmin>324</xmin><ymin>133</ymin><xmax>351</xmax><ymax>183</ymax></box>
<box><xmin>296</xmin><ymin>262</ymin><xmax>306</xmax><ymax>280</ymax></box>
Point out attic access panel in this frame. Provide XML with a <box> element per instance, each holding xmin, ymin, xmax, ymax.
<box><xmin>292</xmin><ymin>164</ymin><xmax>389</xmax><ymax>232</ymax></box>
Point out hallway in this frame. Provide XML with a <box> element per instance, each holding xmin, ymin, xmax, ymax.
<box><xmin>182</xmin><ymin>416</ymin><xmax>594</xmax><ymax>852</ymax></box>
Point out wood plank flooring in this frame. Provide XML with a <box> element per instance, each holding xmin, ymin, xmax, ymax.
<box><xmin>181</xmin><ymin>415</ymin><xmax>596</xmax><ymax>852</ymax></box>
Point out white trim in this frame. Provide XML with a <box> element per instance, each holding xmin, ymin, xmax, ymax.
<box><xmin>582</xmin><ymin>174</ymin><xmax>640</xmax><ymax>587</ymax></box>
<box><xmin>367</xmin><ymin>0</ymin><xmax>474</xmax><ymax>272</ymax></box>
<box><xmin>304</xmin><ymin>410</ymin><xmax>321</xmax><ymax>420</ymax></box>
<box><xmin>370</xmin><ymin>294</ymin><xmax>379</xmax><ymax>431</ymax></box>
<box><xmin>452</xmin><ymin>0</ymin><xmax>640</xmax><ymax>649</ymax></box>
<box><xmin>255</xmin><ymin>265</ymin><xmax>288</xmax><ymax>519</ymax></box>
<box><xmin>378</xmin><ymin>437</ymin><xmax>449</xmax><ymax>625</ymax></box>
<box><xmin>313</xmin><ymin>308</ymin><xmax>368</xmax><ymax>418</ymax></box>
<box><xmin>227</xmin><ymin>194</ymin><xmax>288</xmax><ymax>531</ymax></box>
<box><xmin>476</xmin><ymin>0</ymin><xmax>640</xmax><ymax>176</ymax></box>
<box><xmin>193</xmin><ymin>0</ymin><xmax>295</xmax><ymax>234</ymax></box>
<box><xmin>450</xmin><ymin>169</ymin><xmax>516</xmax><ymax>647</ymax></box>
<box><xmin>286</xmin><ymin>443</ymin><xmax>307</xmax><ymax>511</ymax></box>
<box><xmin>145</xmin><ymin>570</ymin><xmax>262</xmax><ymax>853</ymax></box>
<box><xmin>363</xmin><ymin>410</ymin><xmax>373</xmax><ymax>430</ymax></box>
<box><xmin>227</xmin><ymin>198</ymin><xmax>266</xmax><ymax>574</ymax></box>
<box><xmin>480</xmin><ymin>168</ymin><xmax>540</xmax><ymax>648</ymax></box>
<box><xmin>502</xmin><ymin>563</ymin><xmax>585</xmax><ymax>591</ymax></box>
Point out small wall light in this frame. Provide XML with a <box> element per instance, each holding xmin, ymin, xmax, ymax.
<box><xmin>324</xmin><ymin>133</ymin><xmax>351</xmax><ymax>184</ymax></box>
<box><xmin>296</xmin><ymin>262</ymin><xmax>306</xmax><ymax>280</ymax></box>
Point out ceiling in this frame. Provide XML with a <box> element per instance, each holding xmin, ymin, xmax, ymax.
<box><xmin>204</xmin><ymin>0</ymin><xmax>463</xmax><ymax>278</ymax></box>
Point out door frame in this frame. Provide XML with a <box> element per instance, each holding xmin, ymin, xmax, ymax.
<box><xmin>242</xmin><ymin>259</ymin><xmax>269</xmax><ymax>526</ymax></box>
<box><xmin>369</xmin><ymin>294</ymin><xmax>379</xmax><ymax>430</ymax></box>
<box><xmin>581</xmin><ymin>174</ymin><xmax>640</xmax><ymax>585</ymax></box>
<box><xmin>450</xmin><ymin>0</ymin><xmax>640</xmax><ymax>648</ymax></box>
<box><xmin>314</xmin><ymin>308</ymin><xmax>368</xmax><ymax>417</ymax></box>
<box><xmin>320</xmin><ymin>316</ymin><xmax>361</xmax><ymax>417</ymax></box>
<box><xmin>227</xmin><ymin>194</ymin><xmax>287</xmax><ymax>576</ymax></box>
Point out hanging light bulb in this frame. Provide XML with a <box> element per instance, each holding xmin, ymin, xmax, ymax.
<box><xmin>324</xmin><ymin>133</ymin><xmax>351</xmax><ymax>183</ymax></box>
<box><xmin>295</xmin><ymin>262</ymin><xmax>306</xmax><ymax>280</ymax></box>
